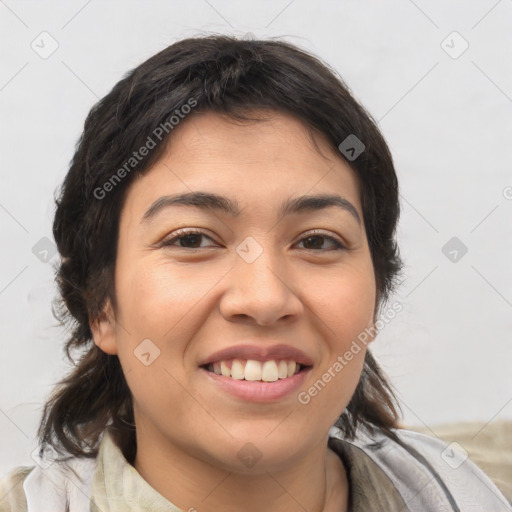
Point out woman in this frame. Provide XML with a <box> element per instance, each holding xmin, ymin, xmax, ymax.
<box><xmin>0</xmin><ymin>35</ymin><xmax>509</xmax><ymax>512</ymax></box>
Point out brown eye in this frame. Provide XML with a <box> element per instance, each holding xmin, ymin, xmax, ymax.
<box><xmin>176</xmin><ymin>233</ymin><xmax>204</xmax><ymax>248</ymax></box>
<box><xmin>161</xmin><ymin>230</ymin><xmax>217</xmax><ymax>249</ymax></box>
<box><xmin>296</xmin><ymin>233</ymin><xmax>345</xmax><ymax>251</ymax></box>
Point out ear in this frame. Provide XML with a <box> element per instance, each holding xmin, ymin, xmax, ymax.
<box><xmin>90</xmin><ymin>299</ymin><xmax>118</xmax><ymax>355</ymax></box>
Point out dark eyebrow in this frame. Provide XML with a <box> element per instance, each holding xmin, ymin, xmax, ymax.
<box><xmin>141</xmin><ymin>192</ymin><xmax>361</xmax><ymax>225</ymax></box>
<box><xmin>141</xmin><ymin>192</ymin><xmax>242</xmax><ymax>222</ymax></box>
<box><xmin>279</xmin><ymin>194</ymin><xmax>361</xmax><ymax>224</ymax></box>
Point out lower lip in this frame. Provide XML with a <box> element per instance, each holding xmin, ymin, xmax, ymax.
<box><xmin>200</xmin><ymin>367</ymin><xmax>311</xmax><ymax>403</ymax></box>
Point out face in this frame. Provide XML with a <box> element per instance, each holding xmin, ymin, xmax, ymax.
<box><xmin>92</xmin><ymin>110</ymin><xmax>377</xmax><ymax>473</ymax></box>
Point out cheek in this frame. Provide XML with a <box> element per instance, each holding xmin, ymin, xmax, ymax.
<box><xmin>310</xmin><ymin>263</ymin><xmax>376</xmax><ymax>341</ymax></box>
<box><xmin>111</xmin><ymin>259</ymin><xmax>230</xmax><ymax>399</ymax></box>
<box><xmin>111</xmin><ymin>261</ymin><xmax>203</xmax><ymax>426</ymax></box>
<box><xmin>115</xmin><ymin>259</ymin><xmax>225</xmax><ymax>335</ymax></box>
<box><xmin>300</xmin><ymin>264</ymin><xmax>375</xmax><ymax>415</ymax></box>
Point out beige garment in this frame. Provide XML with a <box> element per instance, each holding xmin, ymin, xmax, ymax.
<box><xmin>0</xmin><ymin>430</ymin><xmax>402</xmax><ymax>511</ymax></box>
<box><xmin>406</xmin><ymin>419</ymin><xmax>512</xmax><ymax>504</ymax></box>
<box><xmin>0</xmin><ymin>467</ymin><xmax>31</xmax><ymax>512</ymax></box>
<box><xmin>1</xmin><ymin>425</ymin><xmax>510</xmax><ymax>511</ymax></box>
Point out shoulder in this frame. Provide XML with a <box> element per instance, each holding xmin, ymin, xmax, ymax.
<box><xmin>331</xmin><ymin>426</ymin><xmax>512</xmax><ymax>511</ymax></box>
<box><xmin>0</xmin><ymin>455</ymin><xmax>98</xmax><ymax>512</ymax></box>
<box><xmin>0</xmin><ymin>466</ymin><xmax>33</xmax><ymax>512</ymax></box>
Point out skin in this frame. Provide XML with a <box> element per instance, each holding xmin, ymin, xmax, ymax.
<box><xmin>91</xmin><ymin>110</ymin><xmax>378</xmax><ymax>512</ymax></box>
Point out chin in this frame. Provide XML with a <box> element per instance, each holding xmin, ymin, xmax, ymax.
<box><xmin>204</xmin><ymin>430</ymin><xmax>315</xmax><ymax>474</ymax></box>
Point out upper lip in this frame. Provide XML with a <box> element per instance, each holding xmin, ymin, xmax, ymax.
<box><xmin>199</xmin><ymin>343</ymin><xmax>314</xmax><ymax>367</ymax></box>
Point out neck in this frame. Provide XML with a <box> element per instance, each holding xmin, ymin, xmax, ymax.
<box><xmin>133</xmin><ymin>425</ymin><xmax>348</xmax><ymax>512</ymax></box>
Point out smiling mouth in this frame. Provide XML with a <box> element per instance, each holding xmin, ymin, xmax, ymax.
<box><xmin>202</xmin><ymin>358</ymin><xmax>309</xmax><ymax>382</ymax></box>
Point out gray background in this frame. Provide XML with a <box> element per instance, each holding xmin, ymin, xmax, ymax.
<box><xmin>1</xmin><ymin>0</ymin><xmax>511</xmax><ymax>474</ymax></box>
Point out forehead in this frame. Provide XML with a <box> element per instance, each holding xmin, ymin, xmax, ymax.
<box><xmin>167</xmin><ymin>110</ymin><xmax>341</xmax><ymax>171</ymax></box>
<box><xmin>123</xmin><ymin>110</ymin><xmax>362</xmax><ymax>220</ymax></box>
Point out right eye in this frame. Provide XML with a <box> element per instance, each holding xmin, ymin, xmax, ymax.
<box><xmin>160</xmin><ymin>229</ymin><xmax>218</xmax><ymax>249</ymax></box>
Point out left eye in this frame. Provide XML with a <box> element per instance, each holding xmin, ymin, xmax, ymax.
<box><xmin>296</xmin><ymin>234</ymin><xmax>345</xmax><ymax>251</ymax></box>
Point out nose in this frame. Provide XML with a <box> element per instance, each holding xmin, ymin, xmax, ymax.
<box><xmin>219</xmin><ymin>245</ymin><xmax>304</xmax><ymax>327</ymax></box>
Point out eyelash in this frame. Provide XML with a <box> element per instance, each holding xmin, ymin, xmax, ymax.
<box><xmin>160</xmin><ymin>228</ymin><xmax>346</xmax><ymax>251</ymax></box>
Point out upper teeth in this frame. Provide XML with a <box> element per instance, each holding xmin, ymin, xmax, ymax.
<box><xmin>209</xmin><ymin>359</ymin><xmax>300</xmax><ymax>382</ymax></box>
